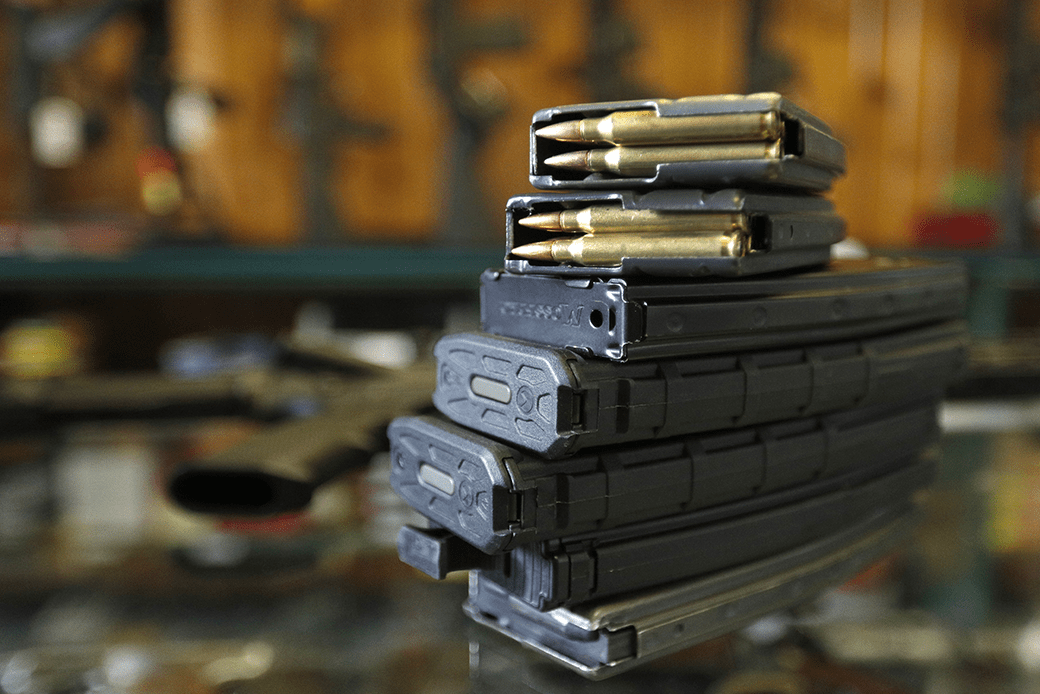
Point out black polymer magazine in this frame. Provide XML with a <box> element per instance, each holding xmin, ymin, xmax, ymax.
<box><xmin>480</xmin><ymin>257</ymin><xmax>968</xmax><ymax>361</ymax></box>
<box><xmin>464</xmin><ymin>505</ymin><xmax>917</xmax><ymax>679</ymax></box>
<box><xmin>461</xmin><ymin>456</ymin><xmax>931</xmax><ymax>610</ymax></box>
<box><xmin>390</xmin><ymin>402</ymin><xmax>938</xmax><ymax>555</ymax></box>
<box><xmin>433</xmin><ymin>321</ymin><xmax>966</xmax><ymax>458</ymax></box>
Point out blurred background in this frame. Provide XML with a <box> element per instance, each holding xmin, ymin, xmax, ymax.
<box><xmin>0</xmin><ymin>0</ymin><xmax>1035</xmax><ymax>692</ymax></box>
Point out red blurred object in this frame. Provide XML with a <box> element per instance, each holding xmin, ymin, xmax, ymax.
<box><xmin>840</xmin><ymin>553</ymin><xmax>898</xmax><ymax>591</ymax></box>
<box><xmin>219</xmin><ymin>513</ymin><xmax>308</xmax><ymax>536</ymax></box>
<box><xmin>135</xmin><ymin>146</ymin><xmax>178</xmax><ymax>177</ymax></box>
<box><xmin>914</xmin><ymin>212</ymin><xmax>997</xmax><ymax>247</ymax></box>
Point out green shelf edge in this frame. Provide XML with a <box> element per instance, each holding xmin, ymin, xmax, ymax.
<box><xmin>0</xmin><ymin>246</ymin><xmax>504</xmax><ymax>291</ymax></box>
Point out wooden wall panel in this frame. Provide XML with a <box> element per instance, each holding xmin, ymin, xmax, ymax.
<box><xmin>1025</xmin><ymin>2</ymin><xmax>1040</xmax><ymax>214</ymax></box>
<box><xmin>39</xmin><ymin>17</ymin><xmax>147</xmax><ymax>216</ymax></box>
<box><xmin>0</xmin><ymin>18</ymin><xmax>29</xmax><ymax>216</ymax></box>
<box><xmin>172</xmin><ymin>0</ymin><xmax>590</xmax><ymax>245</ymax></box>
<box><xmin>324</xmin><ymin>1</ymin><xmax>449</xmax><ymax>240</ymax></box>
<box><xmin>170</xmin><ymin>0</ymin><xmax>302</xmax><ymax>244</ymax></box>
<box><xmin>622</xmin><ymin>0</ymin><xmax>746</xmax><ymax>98</ymax></box>
<box><xmin>465</xmin><ymin>0</ymin><xmax>748</xmax><ymax>242</ymax></box>
<box><xmin>772</xmin><ymin>0</ymin><xmax>1006</xmax><ymax>247</ymax></box>
<box><xmin>464</xmin><ymin>0</ymin><xmax>589</xmax><ymax>239</ymax></box>
<box><xmin>771</xmin><ymin>0</ymin><xmax>872</xmax><ymax>240</ymax></box>
<box><xmin>917</xmin><ymin>0</ymin><xmax>966</xmax><ymax>212</ymax></box>
<box><xmin>0</xmin><ymin>0</ymin><xmax>1030</xmax><ymax>249</ymax></box>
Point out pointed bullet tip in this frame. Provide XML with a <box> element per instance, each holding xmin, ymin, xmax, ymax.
<box><xmin>535</xmin><ymin>121</ymin><xmax>583</xmax><ymax>142</ymax></box>
<box><xmin>510</xmin><ymin>241</ymin><xmax>556</xmax><ymax>262</ymax></box>
<box><xmin>518</xmin><ymin>212</ymin><xmax>563</xmax><ymax>231</ymax></box>
<box><xmin>544</xmin><ymin>151</ymin><xmax>591</xmax><ymax>171</ymax></box>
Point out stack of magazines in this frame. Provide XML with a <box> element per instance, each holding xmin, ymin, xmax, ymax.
<box><xmin>389</xmin><ymin>94</ymin><xmax>968</xmax><ymax>679</ymax></box>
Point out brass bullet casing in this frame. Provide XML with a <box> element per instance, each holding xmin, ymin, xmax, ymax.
<box><xmin>504</xmin><ymin>189</ymin><xmax>845</xmax><ymax>277</ymax></box>
<box><xmin>544</xmin><ymin>141</ymin><xmax>783</xmax><ymax>177</ymax></box>
<box><xmin>535</xmin><ymin>110</ymin><xmax>782</xmax><ymax>145</ymax></box>
<box><xmin>531</xmin><ymin>93</ymin><xmax>846</xmax><ymax>191</ymax></box>
<box><xmin>519</xmin><ymin>207</ymin><xmax>747</xmax><ymax>235</ymax></box>
<box><xmin>511</xmin><ymin>231</ymin><xmax>749</xmax><ymax>267</ymax></box>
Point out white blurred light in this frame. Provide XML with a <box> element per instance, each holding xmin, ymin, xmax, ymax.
<box><xmin>167</xmin><ymin>89</ymin><xmax>217</xmax><ymax>153</ymax></box>
<box><xmin>30</xmin><ymin>97</ymin><xmax>84</xmax><ymax>167</ymax></box>
<box><xmin>1017</xmin><ymin>619</ymin><xmax>1040</xmax><ymax>670</ymax></box>
<box><xmin>103</xmin><ymin>647</ymin><xmax>155</xmax><ymax>689</ymax></box>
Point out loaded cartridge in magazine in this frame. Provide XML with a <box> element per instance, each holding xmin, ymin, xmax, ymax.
<box><xmin>530</xmin><ymin>93</ymin><xmax>846</xmax><ymax>192</ymax></box>
<box><xmin>504</xmin><ymin>189</ymin><xmax>843</xmax><ymax>278</ymax></box>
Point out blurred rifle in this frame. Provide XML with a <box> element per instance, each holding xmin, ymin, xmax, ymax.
<box><xmin>0</xmin><ymin>339</ymin><xmax>434</xmax><ymax>516</ymax></box>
